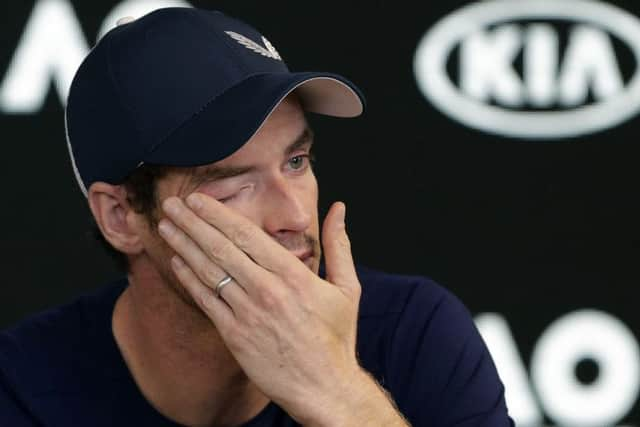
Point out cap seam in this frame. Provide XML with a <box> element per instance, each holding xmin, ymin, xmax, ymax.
<box><xmin>105</xmin><ymin>28</ymin><xmax>142</xmax><ymax>144</ymax></box>
<box><xmin>191</xmin><ymin>10</ymin><xmax>248</xmax><ymax>75</ymax></box>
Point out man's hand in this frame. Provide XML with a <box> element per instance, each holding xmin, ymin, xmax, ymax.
<box><xmin>158</xmin><ymin>193</ymin><xmax>408</xmax><ymax>426</ymax></box>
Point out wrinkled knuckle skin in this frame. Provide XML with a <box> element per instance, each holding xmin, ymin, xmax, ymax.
<box><xmin>256</xmin><ymin>286</ymin><xmax>281</xmax><ymax>311</ymax></box>
<box><xmin>203</xmin><ymin>266</ymin><xmax>221</xmax><ymax>286</ymax></box>
<box><xmin>164</xmin><ymin>226</ymin><xmax>183</xmax><ymax>246</ymax></box>
<box><xmin>339</xmin><ymin>234</ymin><xmax>351</xmax><ymax>250</ymax></box>
<box><xmin>207</xmin><ymin>241</ymin><xmax>231</xmax><ymax>262</ymax></box>
<box><xmin>231</xmin><ymin>224</ymin><xmax>254</xmax><ymax>249</ymax></box>
<box><xmin>352</xmin><ymin>283</ymin><xmax>363</xmax><ymax>300</ymax></box>
<box><xmin>243</xmin><ymin>312</ymin><xmax>263</xmax><ymax>330</ymax></box>
<box><xmin>199</xmin><ymin>291</ymin><xmax>216</xmax><ymax>311</ymax></box>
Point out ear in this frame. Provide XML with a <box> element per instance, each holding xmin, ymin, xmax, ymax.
<box><xmin>88</xmin><ymin>182</ymin><xmax>145</xmax><ymax>256</ymax></box>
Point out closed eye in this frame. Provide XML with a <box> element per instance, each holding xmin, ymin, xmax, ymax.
<box><xmin>218</xmin><ymin>194</ymin><xmax>237</xmax><ymax>203</ymax></box>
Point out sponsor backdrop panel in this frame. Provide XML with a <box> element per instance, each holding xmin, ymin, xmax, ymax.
<box><xmin>1</xmin><ymin>0</ymin><xmax>639</xmax><ymax>425</ymax></box>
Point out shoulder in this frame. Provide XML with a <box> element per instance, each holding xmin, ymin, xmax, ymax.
<box><xmin>354</xmin><ymin>266</ymin><xmax>512</xmax><ymax>426</ymax></box>
<box><xmin>355</xmin><ymin>264</ymin><xmax>449</xmax><ymax>317</ymax></box>
<box><xmin>355</xmin><ymin>265</ymin><xmax>473</xmax><ymax>336</ymax></box>
<box><xmin>355</xmin><ymin>264</ymin><xmax>476</xmax><ymax>377</ymax></box>
<box><xmin>0</xmin><ymin>280</ymin><xmax>126</xmax><ymax>397</ymax></box>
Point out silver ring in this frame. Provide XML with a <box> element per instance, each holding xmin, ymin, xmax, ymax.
<box><xmin>215</xmin><ymin>275</ymin><xmax>233</xmax><ymax>298</ymax></box>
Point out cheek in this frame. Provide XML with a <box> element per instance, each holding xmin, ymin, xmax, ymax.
<box><xmin>138</xmin><ymin>222</ymin><xmax>174</xmax><ymax>269</ymax></box>
<box><xmin>302</xmin><ymin>174</ymin><xmax>320</xmax><ymax>231</ymax></box>
<box><xmin>303</xmin><ymin>170</ymin><xmax>319</xmax><ymax>201</ymax></box>
<box><xmin>296</xmin><ymin>170</ymin><xmax>319</xmax><ymax>207</ymax></box>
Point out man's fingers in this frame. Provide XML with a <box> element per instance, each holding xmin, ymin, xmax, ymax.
<box><xmin>161</xmin><ymin>197</ymin><xmax>265</xmax><ymax>293</ymax></box>
<box><xmin>170</xmin><ymin>255</ymin><xmax>236</xmax><ymax>333</ymax></box>
<box><xmin>322</xmin><ymin>202</ymin><xmax>359</xmax><ymax>292</ymax></box>
<box><xmin>215</xmin><ymin>275</ymin><xmax>254</xmax><ymax>316</ymax></box>
<box><xmin>159</xmin><ymin>218</ymin><xmax>228</xmax><ymax>290</ymax></box>
<box><xmin>185</xmin><ymin>193</ymin><xmax>301</xmax><ymax>276</ymax></box>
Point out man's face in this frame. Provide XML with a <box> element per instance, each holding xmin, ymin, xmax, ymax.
<box><xmin>135</xmin><ymin>96</ymin><xmax>321</xmax><ymax>307</ymax></box>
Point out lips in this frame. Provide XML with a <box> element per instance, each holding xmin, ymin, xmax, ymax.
<box><xmin>291</xmin><ymin>248</ymin><xmax>314</xmax><ymax>269</ymax></box>
<box><xmin>293</xmin><ymin>249</ymin><xmax>313</xmax><ymax>262</ymax></box>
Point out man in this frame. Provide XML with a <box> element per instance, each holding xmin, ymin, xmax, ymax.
<box><xmin>0</xmin><ymin>7</ymin><xmax>513</xmax><ymax>426</ymax></box>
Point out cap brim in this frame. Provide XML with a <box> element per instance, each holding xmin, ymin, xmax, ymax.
<box><xmin>144</xmin><ymin>71</ymin><xmax>365</xmax><ymax>167</ymax></box>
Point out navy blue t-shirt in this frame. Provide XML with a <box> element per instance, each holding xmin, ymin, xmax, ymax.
<box><xmin>0</xmin><ymin>267</ymin><xmax>513</xmax><ymax>426</ymax></box>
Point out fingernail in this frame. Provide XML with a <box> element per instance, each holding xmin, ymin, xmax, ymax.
<box><xmin>158</xmin><ymin>220</ymin><xmax>176</xmax><ymax>236</ymax></box>
<box><xmin>163</xmin><ymin>198</ymin><xmax>181</xmax><ymax>216</ymax></box>
<box><xmin>186</xmin><ymin>194</ymin><xmax>202</xmax><ymax>210</ymax></box>
<box><xmin>172</xmin><ymin>256</ymin><xmax>184</xmax><ymax>268</ymax></box>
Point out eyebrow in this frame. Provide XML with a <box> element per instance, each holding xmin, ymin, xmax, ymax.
<box><xmin>190</xmin><ymin>126</ymin><xmax>315</xmax><ymax>184</ymax></box>
<box><xmin>285</xmin><ymin>127</ymin><xmax>314</xmax><ymax>156</ymax></box>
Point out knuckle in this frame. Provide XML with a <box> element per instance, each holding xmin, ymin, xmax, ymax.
<box><xmin>243</xmin><ymin>312</ymin><xmax>262</xmax><ymax>329</ymax></box>
<box><xmin>202</xmin><ymin>266</ymin><xmax>220</xmax><ymax>285</ymax></box>
<box><xmin>256</xmin><ymin>286</ymin><xmax>282</xmax><ymax>310</ymax></box>
<box><xmin>338</xmin><ymin>233</ymin><xmax>351</xmax><ymax>250</ymax></box>
<box><xmin>165</xmin><ymin>225</ymin><xmax>184</xmax><ymax>244</ymax></box>
<box><xmin>207</xmin><ymin>241</ymin><xmax>231</xmax><ymax>261</ymax></box>
<box><xmin>231</xmin><ymin>224</ymin><xmax>254</xmax><ymax>248</ymax></box>
<box><xmin>199</xmin><ymin>290</ymin><xmax>216</xmax><ymax>311</ymax></box>
<box><xmin>352</xmin><ymin>282</ymin><xmax>362</xmax><ymax>300</ymax></box>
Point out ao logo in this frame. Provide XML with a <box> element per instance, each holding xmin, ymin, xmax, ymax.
<box><xmin>414</xmin><ymin>0</ymin><xmax>640</xmax><ymax>139</ymax></box>
<box><xmin>0</xmin><ymin>0</ymin><xmax>191</xmax><ymax>114</ymax></box>
<box><xmin>476</xmin><ymin>310</ymin><xmax>640</xmax><ymax>426</ymax></box>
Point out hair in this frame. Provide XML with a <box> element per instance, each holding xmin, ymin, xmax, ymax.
<box><xmin>91</xmin><ymin>164</ymin><xmax>172</xmax><ymax>272</ymax></box>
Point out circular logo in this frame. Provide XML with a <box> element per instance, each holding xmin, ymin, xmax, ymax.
<box><xmin>414</xmin><ymin>0</ymin><xmax>640</xmax><ymax>139</ymax></box>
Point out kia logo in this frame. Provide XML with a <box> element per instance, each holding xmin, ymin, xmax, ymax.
<box><xmin>413</xmin><ymin>0</ymin><xmax>640</xmax><ymax>139</ymax></box>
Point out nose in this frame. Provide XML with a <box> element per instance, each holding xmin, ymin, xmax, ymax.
<box><xmin>262</xmin><ymin>174</ymin><xmax>313</xmax><ymax>237</ymax></box>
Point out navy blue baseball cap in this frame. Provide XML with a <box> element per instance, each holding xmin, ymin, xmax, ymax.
<box><xmin>65</xmin><ymin>7</ymin><xmax>365</xmax><ymax>196</ymax></box>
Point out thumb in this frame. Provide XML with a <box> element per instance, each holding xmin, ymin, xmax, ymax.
<box><xmin>322</xmin><ymin>202</ymin><xmax>359</xmax><ymax>292</ymax></box>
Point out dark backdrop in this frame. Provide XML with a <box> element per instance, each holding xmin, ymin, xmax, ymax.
<box><xmin>1</xmin><ymin>1</ymin><xmax>639</xmax><ymax>425</ymax></box>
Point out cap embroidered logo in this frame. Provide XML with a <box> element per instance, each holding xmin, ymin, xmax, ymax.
<box><xmin>225</xmin><ymin>31</ymin><xmax>282</xmax><ymax>61</ymax></box>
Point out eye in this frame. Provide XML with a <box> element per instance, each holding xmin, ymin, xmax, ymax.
<box><xmin>288</xmin><ymin>154</ymin><xmax>314</xmax><ymax>171</ymax></box>
<box><xmin>218</xmin><ymin>193</ymin><xmax>237</xmax><ymax>203</ymax></box>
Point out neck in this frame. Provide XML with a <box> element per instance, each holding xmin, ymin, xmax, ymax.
<box><xmin>112</xmin><ymin>259</ymin><xmax>269</xmax><ymax>427</ymax></box>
